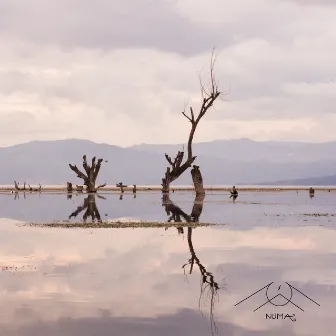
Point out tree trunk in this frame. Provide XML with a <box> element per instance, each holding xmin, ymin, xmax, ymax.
<box><xmin>191</xmin><ymin>165</ymin><xmax>205</xmax><ymax>195</ymax></box>
<box><xmin>67</xmin><ymin>182</ymin><xmax>73</xmax><ymax>192</ymax></box>
<box><xmin>162</xmin><ymin>173</ymin><xmax>171</xmax><ymax>193</ymax></box>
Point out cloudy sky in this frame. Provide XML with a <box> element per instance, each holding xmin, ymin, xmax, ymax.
<box><xmin>0</xmin><ymin>0</ymin><xmax>336</xmax><ymax>147</ymax></box>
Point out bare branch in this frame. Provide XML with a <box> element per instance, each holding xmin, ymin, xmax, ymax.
<box><xmin>69</xmin><ymin>164</ymin><xmax>87</xmax><ymax>180</ymax></box>
<box><xmin>93</xmin><ymin>158</ymin><xmax>103</xmax><ymax>180</ymax></box>
<box><xmin>95</xmin><ymin>183</ymin><xmax>106</xmax><ymax>191</ymax></box>
<box><xmin>164</xmin><ymin>154</ymin><xmax>174</xmax><ymax>166</ymax></box>
<box><xmin>82</xmin><ymin>155</ymin><xmax>90</xmax><ymax>175</ymax></box>
<box><xmin>182</xmin><ymin>111</ymin><xmax>192</xmax><ymax>122</ymax></box>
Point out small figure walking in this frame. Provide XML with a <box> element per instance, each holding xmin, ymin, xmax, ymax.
<box><xmin>230</xmin><ymin>186</ymin><xmax>238</xmax><ymax>196</ymax></box>
<box><xmin>230</xmin><ymin>185</ymin><xmax>238</xmax><ymax>203</ymax></box>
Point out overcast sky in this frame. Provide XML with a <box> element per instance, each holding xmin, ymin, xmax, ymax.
<box><xmin>0</xmin><ymin>0</ymin><xmax>336</xmax><ymax>147</ymax></box>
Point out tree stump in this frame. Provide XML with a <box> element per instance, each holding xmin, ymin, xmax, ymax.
<box><xmin>67</xmin><ymin>182</ymin><xmax>73</xmax><ymax>192</ymax></box>
<box><xmin>69</xmin><ymin>155</ymin><xmax>106</xmax><ymax>193</ymax></box>
<box><xmin>191</xmin><ymin>165</ymin><xmax>205</xmax><ymax>195</ymax></box>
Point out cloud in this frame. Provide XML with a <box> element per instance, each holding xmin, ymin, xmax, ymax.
<box><xmin>0</xmin><ymin>0</ymin><xmax>335</xmax><ymax>145</ymax></box>
<box><xmin>0</xmin><ymin>224</ymin><xmax>336</xmax><ymax>335</ymax></box>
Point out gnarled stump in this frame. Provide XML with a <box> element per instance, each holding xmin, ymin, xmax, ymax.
<box><xmin>69</xmin><ymin>155</ymin><xmax>106</xmax><ymax>193</ymax></box>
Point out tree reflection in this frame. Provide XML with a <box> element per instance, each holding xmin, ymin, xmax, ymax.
<box><xmin>69</xmin><ymin>193</ymin><xmax>106</xmax><ymax>223</ymax></box>
<box><xmin>162</xmin><ymin>194</ymin><xmax>222</xmax><ymax>335</ymax></box>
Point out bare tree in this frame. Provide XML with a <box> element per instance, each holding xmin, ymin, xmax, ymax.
<box><xmin>69</xmin><ymin>194</ymin><xmax>105</xmax><ymax>222</ymax></box>
<box><xmin>161</xmin><ymin>49</ymin><xmax>223</xmax><ymax>194</ymax></box>
<box><xmin>14</xmin><ymin>181</ymin><xmax>27</xmax><ymax>191</ymax></box>
<box><xmin>69</xmin><ymin>155</ymin><xmax>106</xmax><ymax>193</ymax></box>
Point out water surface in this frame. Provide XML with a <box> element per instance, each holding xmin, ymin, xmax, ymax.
<box><xmin>0</xmin><ymin>190</ymin><xmax>335</xmax><ymax>335</ymax></box>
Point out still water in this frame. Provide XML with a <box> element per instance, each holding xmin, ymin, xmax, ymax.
<box><xmin>0</xmin><ymin>190</ymin><xmax>335</xmax><ymax>335</ymax></box>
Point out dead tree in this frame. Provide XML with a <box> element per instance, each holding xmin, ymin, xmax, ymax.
<box><xmin>191</xmin><ymin>165</ymin><xmax>205</xmax><ymax>195</ymax></box>
<box><xmin>14</xmin><ymin>181</ymin><xmax>27</xmax><ymax>191</ymax></box>
<box><xmin>69</xmin><ymin>155</ymin><xmax>106</xmax><ymax>193</ymax></box>
<box><xmin>69</xmin><ymin>194</ymin><xmax>103</xmax><ymax>223</ymax></box>
<box><xmin>161</xmin><ymin>49</ymin><xmax>223</xmax><ymax>194</ymax></box>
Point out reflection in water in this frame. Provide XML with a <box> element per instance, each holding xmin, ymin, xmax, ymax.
<box><xmin>183</xmin><ymin>227</ymin><xmax>221</xmax><ymax>336</ymax></box>
<box><xmin>309</xmin><ymin>187</ymin><xmax>315</xmax><ymax>199</ymax></box>
<box><xmin>230</xmin><ymin>194</ymin><xmax>238</xmax><ymax>203</ymax></box>
<box><xmin>13</xmin><ymin>191</ymin><xmax>26</xmax><ymax>200</ymax></box>
<box><xmin>68</xmin><ymin>194</ymin><xmax>105</xmax><ymax>222</ymax></box>
<box><xmin>162</xmin><ymin>194</ymin><xmax>222</xmax><ymax>335</ymax></box>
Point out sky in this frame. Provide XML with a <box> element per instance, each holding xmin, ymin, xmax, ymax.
<box><xmin>0</xmin><ymin>0</ymin><xmax>336</xmax><ymax>147</ymax></box>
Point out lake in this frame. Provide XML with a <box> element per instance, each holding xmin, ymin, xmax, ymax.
<box><xmin>0</xmin><ymin>190</ymin><xmax>335</xmax><ymax>335</ymax></box>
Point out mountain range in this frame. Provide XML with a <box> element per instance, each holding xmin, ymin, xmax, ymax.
<box><xmin>0</xmin><ymin>138</ymin><xmax>336</xmax><ymax>185</ymax></box>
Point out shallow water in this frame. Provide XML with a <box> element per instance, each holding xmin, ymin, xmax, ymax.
<box><xmin>0</xmin><ymin>191</ymin><xmax>335</xmax><ymax>335</ymax></box>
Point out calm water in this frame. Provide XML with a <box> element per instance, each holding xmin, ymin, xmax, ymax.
<box><xmin>0</xmin><ymin>190</ymin><xmax>335</xmax><ymax>335</ymax></box>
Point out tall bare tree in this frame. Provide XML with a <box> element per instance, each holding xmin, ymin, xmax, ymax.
<box><xmin>69</xmin><ymin>155</ymin><xmax>106</xmax><ymax>193</ymax></box>
<box><xmin>161</xmin><ymin>49</ymin><xmax>224</xmax><ymax>194</ymax></box>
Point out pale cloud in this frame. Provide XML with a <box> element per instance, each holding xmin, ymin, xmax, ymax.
<box><xmin>0</xmin><ymin>0</ymin><xmax>335</xmax><ymax>146</ymax></box>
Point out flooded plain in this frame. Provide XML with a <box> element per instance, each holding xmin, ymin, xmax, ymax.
<box><xmin>0</xmin><ymin>190</ymin><xmax>335</xmax><ymax>335</ymax></box>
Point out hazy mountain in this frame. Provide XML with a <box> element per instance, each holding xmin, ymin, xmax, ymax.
<box><xmin>129</xmin><ymin>138</ymin><xmax>336</xmax><ymax>163</ymax></box>
<box><xmin>259</xmin><ymin>175</ymin><xmax>336</xmax><ymax>186</ymax></box>
<box><xmin>0</xmin><ymin>138</ymin><xmax>336</xmax><ymax>185</ymax></box>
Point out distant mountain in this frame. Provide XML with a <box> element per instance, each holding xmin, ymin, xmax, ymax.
<box><xmin>129</xmin><ymin>138</ymin><xmax>336</xmax><ymax>163</ymax></box>
<box><xmin>0</xmin><ymin>138</ymin><xmax>336</xmax><ymax>185</ymax></box>
<box><xmin>259</xmin><ymin>175</ymin><xmax>336</xmax><ymax>186</ymax></box>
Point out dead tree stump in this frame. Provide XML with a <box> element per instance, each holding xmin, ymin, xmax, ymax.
<box><xmin>67</xmin><ymin>182</ymin><xmax>73</xmax><ymax>192</ymax></box>
<box><xmin>69</xmin><ymin>155</ymin><xmax>106</xmax><ymax>193</ymax></box>
<box><xmin>191</xmin><ymin>165</ymin><xmax>205</xmax><ymax>195</ymax></box>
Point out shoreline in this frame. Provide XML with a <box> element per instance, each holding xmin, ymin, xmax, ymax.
<box><xmin>0</xmin><ymin>185</ymin><xmax>335</xmax><ymax>192</ymax></box>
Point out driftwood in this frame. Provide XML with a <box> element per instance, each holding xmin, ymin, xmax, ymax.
<box><xmin>28</xmin><ymin>184</ymin><xmax>41</xmax><ymax>192</ymax></box>
<box><xmin>69</xmin><ymin>155</ymin><xmax>106</xmax><ymax>193</ymax></box>
<box><xmin>14</xmin><ymin>181</ymin><xmax>27</xmax><ymax>191</ymax></box>
<box><xmin>161</xmin><ymin>49</ymin><xmax>224</xmax><ymax>195</ymax></box>
<box><xmin>76</xmin><ymin>185</ymin><xmax>84</xmax><ymax>192</ymax></box>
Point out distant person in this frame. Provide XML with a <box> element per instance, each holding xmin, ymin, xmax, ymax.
<box><xmin>230</xmin><ymin>186</ymin><xmax>238</xmax><ymax>196</ymax></box>
<box><xmin>230</xmin><ymin>186</ymin><xmax>238</xmax><ymax>202</ymax></box>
